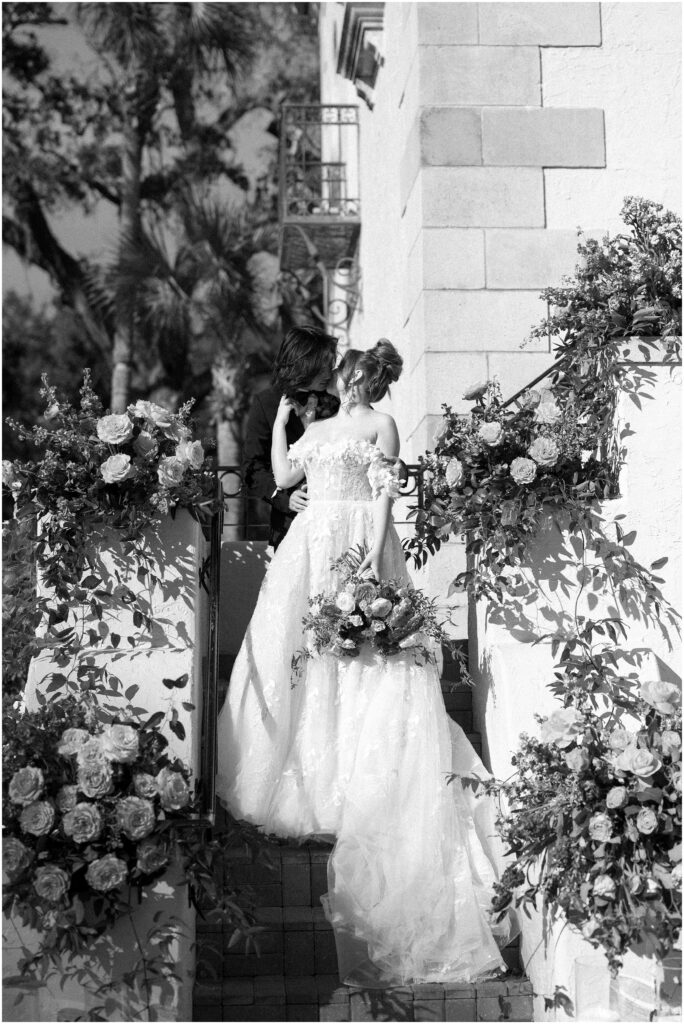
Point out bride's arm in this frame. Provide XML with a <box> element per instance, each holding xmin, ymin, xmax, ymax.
<box><xmin>358</xmin><ymin>414</ymin><xmax>400</xmax><ymax>580</ymax></box>
<box><xmin>271</xmin><ymin>397</ymin><xmax>306</xmax><ymax>489</ymax></box>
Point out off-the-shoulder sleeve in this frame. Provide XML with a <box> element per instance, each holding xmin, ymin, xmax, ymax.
<box><xmin>367</xmin><ymin>451</ymin><xmax>402</xmax><ymax>499</ymax></box>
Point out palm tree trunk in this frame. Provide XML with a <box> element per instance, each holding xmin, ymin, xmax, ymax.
<box><xmin>111</xmin><ymin>110</ymin><xmax>143</xmax><ymax>412</ymax></box>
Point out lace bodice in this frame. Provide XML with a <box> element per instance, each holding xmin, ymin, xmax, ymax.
<box><xmin>288</xmin><ymin>436</ymin><xmax>401</xmax><ymax>503</ymax></box>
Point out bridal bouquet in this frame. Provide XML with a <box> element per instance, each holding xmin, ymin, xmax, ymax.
<box><xmin>292</xmin><ymin>546</ymin><xmax>458</xmax><ymax>673</ymax></box>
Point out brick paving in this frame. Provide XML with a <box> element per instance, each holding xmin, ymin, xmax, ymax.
<box><xmin>196</xmin><ymin>644</ymin><xmax>532</xmax><ymax>1021</ymax></box>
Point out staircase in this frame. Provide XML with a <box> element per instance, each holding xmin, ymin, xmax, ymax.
<box><xmin>193</xmin><ymin>646</ymin><xmax>532</xmax><ymax>1022</ymax></box>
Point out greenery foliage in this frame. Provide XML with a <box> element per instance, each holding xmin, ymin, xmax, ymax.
<box><xmin>410</xmin><ymin>197</ymin><xmax>682</xmax><ymax>970</ymax></box>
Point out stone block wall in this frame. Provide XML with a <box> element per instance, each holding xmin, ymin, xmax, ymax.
<box><xmin>318</xmin><ymin>2</ymin><xmax>680</xmax><ymax>630</ymax></box>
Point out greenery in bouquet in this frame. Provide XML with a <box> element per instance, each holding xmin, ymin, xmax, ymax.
<box><xmin>2</xmin><ymin>694</ymin><xmax>260</xmax><ymax>996</ymax></box>
<box><xmin>485</xmin><ymin>680</ymin><xmax>681</xmax><ymax>971</ymax></box>
<box><xmin>292</xmin><ymin>546</ymin><xmax>466</xmax><ymax>677</ymax></box>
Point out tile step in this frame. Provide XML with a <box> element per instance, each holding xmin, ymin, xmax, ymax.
<box><xmin>194</xmin><ymin>973</ymin><xmax>533</xmax><ymax>1022</ymax></box>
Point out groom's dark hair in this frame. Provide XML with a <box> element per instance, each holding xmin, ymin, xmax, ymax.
<box><xmin>272</xmin><ymin>325</ymin><xmax>338</xmax><ymax>396</ymax></box>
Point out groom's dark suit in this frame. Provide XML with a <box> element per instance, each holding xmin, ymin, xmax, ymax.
<box><xmin>242</xmin><ymin>386</ymin><xmax>340</xmax><ymax>549</ymax></box>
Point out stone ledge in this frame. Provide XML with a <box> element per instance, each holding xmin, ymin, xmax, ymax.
<box><xmin>482</xmin><ymin>107</ymin><xmax>605</xmax><ymax>167</ymax></box>
<box><xmin>478</xmin><ymin>2</ymin><xmax>601</xmax><ymax>46</ymax></box>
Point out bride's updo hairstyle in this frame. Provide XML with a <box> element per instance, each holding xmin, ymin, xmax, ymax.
<box><xmin>337</xmin><ymin>339</ymin><xmax>403</xmax><ymax>403</ymax></box>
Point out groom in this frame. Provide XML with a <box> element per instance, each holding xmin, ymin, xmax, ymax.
<box><xmin>242</xmin><ymin>325</ymin><xmax>340</xmax><ymax>549</ymax></box>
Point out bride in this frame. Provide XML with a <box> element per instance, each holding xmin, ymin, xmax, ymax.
<box><xmin>216</xmin><ymin>339</ymin><xmax>512</xmax><ymax>987</ymax></box>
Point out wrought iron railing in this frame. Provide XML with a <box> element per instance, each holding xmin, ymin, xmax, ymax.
<box><xmin>278</xmin><ymin>104</ymin><xmax>362</xmax><ymax>347</ymax></box>
<box><xmin>216</xmin><ymin>463</ymin><xmax>425</xmax><ymax>537</ymax></box>
<box><xmin>196</xmin><ymin>482</ymin><xmax>224</xmax><ymax>825</ymax></box>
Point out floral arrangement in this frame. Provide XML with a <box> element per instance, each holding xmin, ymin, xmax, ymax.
<box><xmin>3</xmin><ymin>697</ymin><xmax>192</xmax><ymax>932</ymax></box>
<box><xmin>408</xmin><ymin>196</ymin><xmax>682</xmax><ymax>975</ymax></box>
<box><xmin>4</xmin><ymin>372</ymin><xmax>217</xmax><ymax>581</ymax></box>
<box><xmin>406</xmin><ymin>196</ymin><xmax>681</xmax><ymax>596</ymax></box>
<box><xmin>292</xmin><ymin>546</ymin><xmax>463</xmax><ymax>675</ymax></box>
<box><xmin>408</xmin><ymin>377</ymin><xmax>611</xmax><ymax>596</ymax></box>
<box><xmin>486</xmin><ymin>680</ymin><xmax>681</xmax><ymax>970</ymax></box>
<box><xmin>2</xmin><ymin>694</ymin><xmax>262</xmax><ymax>1002</ymax></box>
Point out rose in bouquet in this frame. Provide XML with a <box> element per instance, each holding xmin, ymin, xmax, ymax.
<box><xmin>292</xmin><ymin>546</ymin><xmax>461</xmax><ymax>674</ymax></box>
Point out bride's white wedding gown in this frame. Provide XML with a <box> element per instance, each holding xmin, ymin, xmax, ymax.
<box><xmin>216</xmin><ymin>434</ymin><xmax>512</xmax><ymax>987</ymax></box>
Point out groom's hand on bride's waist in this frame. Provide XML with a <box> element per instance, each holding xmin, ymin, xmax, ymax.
<box><xmin>288</xmin><ymin>485</ymin><xmax>309</xmax><ymax>513</ymax></box>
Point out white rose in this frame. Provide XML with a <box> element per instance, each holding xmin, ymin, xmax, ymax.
<box><xmin>20</xmin><ymin>801</ymin><xmax>55</xmax><ymax>836</ymax></box>
<box><xmin>510</xmin><ymin>457</ymin><xmax>537</xmax><ymax>486</ymax></box>
<box><xmin>63</xmin><ymin>803</ymin><xmax>103</xmax><ymax>843</ymax></box>
<box><xmin>593</xmin><ymin>874</ymin><xmax>616</xmax><ymax>899</ymax></box>
<box><xmin>102</xmin><ymin>724</ymin><xmax>139</xmax><ymax>764</ymax></box>
<box><xmin>157</xmin><ymin>456</ymin><xmax>186</xmax><ymax>488</ymax></box>
<box><xmin>613</xmin><ymin>746</ymin><xmax>662</xmax><ymax>779</ymax></box>
<box><xmin>445</xmin><ymin>458</ymin><xmax>464</xmax><ymax>488</ymax></box>
<box><xmin>86</xmin><ymin>854</ymin><xmax>128</xmax><ymax>893</ymax></box>
<box><xmin>8</xmin><ymin>767</ymin><xmax>44</xmax><ymax>806</ymax></box>
<box><xmin>57</xmin><ymin>728</ymin><xmax>90</xmax><ymax>757</ymax></box>
<box><xmin>77</xmin><ymin>762</ymin><xmax>113</xmax><ymax>799</ymax></box>
<box><xmin>34</xmin><ymin>864</ymin><xmax>70</xmax><ymax>902</ymax></box>
<box><xmin>128</xmin><ymin>400</ymin><xmax>173</xmax><ymax>429</ymax></box>
<box><xmin>116</xmin><ymin>797</ymin><xmax>156</xmax><ymax>841</ymax></box>
<box><xmin>564</xmin><ymin>748</ymin><xmax>589</xmax><ymax>772</ymax></box>
<box><xmin>3</xmin><ymin>837</ymin><xmax>32</xmax><ymax>876</ymax></box>
<box><xmin>175</xmin><ymin>440</ymin><xmax>204</xmax><ymax>470</ymax></box>
<box><xmin>640</xmin><ymin>681</ymin><xmax>681</xmax><ymax>715</ymax></box>
<box><xmin>369</xmin><ymin>598</ymin><xmax>393</xmax><ymax>619</ymax></box>
<box><xmin>607</xmin><ymin>728</ymin><xmax>634</xmax><ymax>752</ymax></box>
<box><xmin>478</xmin><ymin>421</ymin><xmax>504</xmax><ymax>447</ymax></box>
<box><xmin>605</xmin><ymin>786</ymin><xmax>628</xmax><ymax>809</ymax></box>
<box><xmin>101</xmin><ymin>453</ymin><xmax>135</xmax><ymax>485</ymax></box>
<box><xmin>55</xmin><ymin>785</ymin><xmax>79</xmax><ymax>813</ymax></box>
<box><xmin>96</xmin><ymin>414</ymin><xmax>134</xmax><ymax>445</ymax></box>
<box><xmin>133</xmin><ymin>773</ymin><xmax>159</xmax><ymax>799</ymax></box>
<box><xmin>540</xmin><ymin>707</ymin><xmax>585</xmax><ymax>749</ymax></box>
<box><xmin>588</xmin><ymin>813</ymin><xmax>614</xmax><ymax>842</ymax></box>
<box><xmin>156</xmin><ymin>768</ymin><xmax>191</xmax><ymax>812</ymax></box>
<box><xmin>336</xmin><ymin>592</ymin><xmax>356</xmax><ymax>614</ymax></box>
<box><xmin>534</xmin><ymin>393</ymin><xmax>562</xmax><ymax>425</ymax></box>
<box><xmin>528</xmin><ymin>436</ymin><xmax>560</xmax><ymax>468</ymax></box>
<box><xmin>636</xmin><ymin>808</ymin><xmax>658</xmax><ymax>835</ymax></box>
<box><xmin>462</xmin><ymin>381</ymin><xmax>488</xmax><ymax>401</ymax></box>
<box><xmin>76</xmin><ymin>737</ymin><xmax>107</xmax><ymax>768</ymax></box>
<box><xmin>660</xmin><ymin>730</ymin><xmax>681</xmax><ymax>758</ymax></box>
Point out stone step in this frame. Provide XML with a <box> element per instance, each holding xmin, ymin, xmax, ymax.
<box><xmin>193</xmin><ymin>973</ymin><xmax>534</xmax><ymax>1022</ymax></box>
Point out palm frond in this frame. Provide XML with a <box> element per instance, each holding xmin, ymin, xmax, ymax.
<box><xmin>164</xmin><ymin>2</ymin><xmax>257</xmax><ymax>78</ymax></box>
<box><xmin>76</xmin><ymin>3</ymin><xmax>162</xmax><ymax>68</ymax></box>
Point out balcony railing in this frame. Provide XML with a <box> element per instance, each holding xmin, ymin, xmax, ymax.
<box><xmin>278</xmin><ymin>104</ymin><xmax>362</xmax><ymax>345</ymax></box>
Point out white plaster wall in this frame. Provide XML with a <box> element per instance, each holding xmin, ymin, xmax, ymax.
<box><xmin>544</xmin><ymin>2</ymin><xmax>682</xmax><ymax>227</ymax></box>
